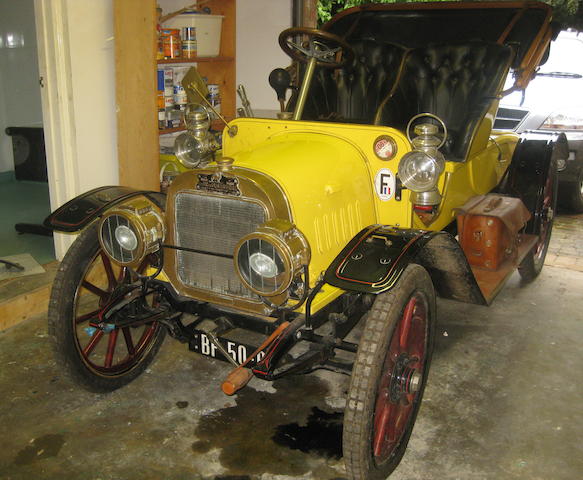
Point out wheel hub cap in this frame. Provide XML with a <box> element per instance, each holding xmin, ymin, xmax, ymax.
<box><xmin>389</xmin><ymin>354</ymin><xmax>420</xmax><ymax>402</ymax></box>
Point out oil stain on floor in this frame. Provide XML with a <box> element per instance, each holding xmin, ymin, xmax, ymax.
<box><xmin>13</xmin><ymin>434</ymin><xmax>65</xmax><ymax>466</ymax></box>
<box><xmin>192</xmin><ymin>375</ymin><xmax>344</xmax><ymax>478</ymax></box>
<box><xmin>273</xmin><ymin>407</ymin><xmax>343</xmax><ymax>459</ymax></box>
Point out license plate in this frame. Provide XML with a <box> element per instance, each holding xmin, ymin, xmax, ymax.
<box><xmin>190</xmin><ymin>330</ymin><xmax>265</xmax><ymax>366</ymax></box>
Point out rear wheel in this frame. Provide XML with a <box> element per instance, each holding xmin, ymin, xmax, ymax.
<box><xmin>518</xmin><ymin>157</ymin><xmax>557</xmax><ymax>282</ymax></box>
<box><xmin>343</xmin><ymin>264</ymin><xmax>435</xmax><ymax>480</ymax></box>
<box><xmin>48</xmin><ymin>223</ymin><xmax>166</xmax><ymax>392</ymax></box>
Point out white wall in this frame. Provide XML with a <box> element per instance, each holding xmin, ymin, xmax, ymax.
<box><xmin>236</xmin><ymin>0</ymin><xmax>292</xmax><ymax>111</ymax></box>
<box><xmin>0</xmin><ymin>0</ymin><xmax>43</xmax><ymax>173</ymax></box>
<box><xmin>65</xmin><ymin>0</ymin><xmax>118</xmax><ymax>191</ymax></box>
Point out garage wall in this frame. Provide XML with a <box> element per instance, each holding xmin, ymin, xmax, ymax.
<box><xmin>236</xmin><ymin>0</ymin><xmax>292</xmax><ymax>112</ymax></box>
<box><xmin>65</xmin><ymin>0</ymin><xmax>118</xmax><ymax>191</ymax></box>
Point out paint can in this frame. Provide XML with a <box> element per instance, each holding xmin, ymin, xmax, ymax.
<box><xmin>163</xmin><ymin>68</ymin><xmax>174</xmax><ymax>97</ymax></box>
<box><xmin>174</xmin><ymin>85</ymin><xmax>188</xmax><ymax>106</ymax></box>
<box><xmin>161</xmin><ymin>28</ymin><xmax>181</xmax><ymax>59</ymax></box>
<box><xmin>182</xmin><ymin>27</ymin><xmax>197</xmax><ymax>58</ymax></box>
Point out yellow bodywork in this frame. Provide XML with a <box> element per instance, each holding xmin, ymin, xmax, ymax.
<box><xmin>216</xmin><ymin>117</ymin><xmax>519</xmax><ymax>313</ymax></box>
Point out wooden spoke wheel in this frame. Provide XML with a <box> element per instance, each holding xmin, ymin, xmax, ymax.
<box><xmin>519</xmin><ymin>156</ymin><xmax>558</xmax><ymax>282</ymax></box>
<box><xmin>343</xmin><ymin>264</ymin><xmax>435</xmax><ymax>480</ymax></box>
<box><xmin>48</xmin><ymin>223</ymin><xmax>166</xmax><ymax>392</ymax></box>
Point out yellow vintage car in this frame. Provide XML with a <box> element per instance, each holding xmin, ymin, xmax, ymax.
<box><xmin>45</xmin><ymin>2</ymin><xmax>567</xmax><ymax>478</ymax></box>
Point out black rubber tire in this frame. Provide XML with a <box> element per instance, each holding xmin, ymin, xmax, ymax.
<box><xmin>48</xmin><ymin>223</ymin><xmax>166</xmax><ymax>393</ymax></box>
<box><xmin>343</xmin><ymin>264</ymin><xmax>436</xmax><ymax>480</ymax></box>
<box><xmin>518</xmin><ymin>157</ymin><xmax>558</xmax><ymax>283</ymax></box>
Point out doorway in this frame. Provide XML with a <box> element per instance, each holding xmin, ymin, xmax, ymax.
<box><xmin>0</xmin><ymin>0</ymin><xmax>54</xmax><ymax>266</ymax></box>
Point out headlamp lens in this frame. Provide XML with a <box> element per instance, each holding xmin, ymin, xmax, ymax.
<box><xmin>249</xmin><ymin>252</ymin><xmax>279</xmax><ymax>278</ymax></box>
<box><xmin>100</xmin><ymin>214</ymin><xmax>140</xmax><ymax>264</ymax></box>
<box><xmin>398</xmin><ymin>151</ymin><xmax>444</xmax><ymax>192</ymax></box>
<box><xmin>236</xmin><ymin>237</ymin><xmax>287</xmax><ymax>296</ymax></box>
<box><xmin>114</xmin><ymin>225</ymin><xmax>138</xmax><ymax>251</ymax></box>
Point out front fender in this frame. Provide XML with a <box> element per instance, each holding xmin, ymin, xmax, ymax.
<box><xmin>44</xmin><ymin>186</ymin><xmax>165</xmax><ymax>233</ymax></box>
<box><xmin>325</xmin><ymin>225</ymin><xmax>486</xmax><ymax>305</ymax></box>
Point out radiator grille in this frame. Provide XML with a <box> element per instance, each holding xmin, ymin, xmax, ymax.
<box><xmin>174</xmin><ymin>193</ymin><xmax>265</xmax><ymax>298</ymax></box>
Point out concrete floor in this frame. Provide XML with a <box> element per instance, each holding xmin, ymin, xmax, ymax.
<box><xmin>1</xmin><ymin>264</ymin><xmax>581</xmax><ymax>480</ymax></box>
<box><xmin>1</xmin><ymin>214</ymin><xmax>583</xmax><ymax>479</ymax></box>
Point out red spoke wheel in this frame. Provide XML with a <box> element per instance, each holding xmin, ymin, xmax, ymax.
<box><xmin>518</xmin><ymin>155</ymin><xmax>558</xmax><ymax>282</ymax></box>
<box><xmin>48</xmin><ymin>223</ymin><xmax>166</xmax><ymax>392</ymax></box>
<box><xmin>343</xmin><ymin>264</ymin><xmax>435</xmax><ymax>480</ymax></box>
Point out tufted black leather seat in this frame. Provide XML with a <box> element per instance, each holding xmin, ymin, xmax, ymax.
<box><xmin>297</xmin><ymin>39</ymin><xmax>406</xmax><ymax>124</ymax></box>
<box><xmin>374</xmin><ymin>42</ymin><xmax>513</xmax><ymax>160</ymax></box>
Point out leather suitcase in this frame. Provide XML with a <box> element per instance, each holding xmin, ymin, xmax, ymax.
<box><xmin>457</xmin><ymin>194</ymin><xmax>531</xmax><ymax>271</ymax></box>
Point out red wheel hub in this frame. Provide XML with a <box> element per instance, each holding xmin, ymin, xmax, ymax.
<box><xmin>372</xmin><ymin>293</ymin><xmax>428</xmax><ymax>462</ymax></box>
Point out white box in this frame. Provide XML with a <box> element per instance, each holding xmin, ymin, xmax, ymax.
<box><xmin>163</xmin><ymin>14</ymin><xmax>224</xmax><ymax>57</ymax></box>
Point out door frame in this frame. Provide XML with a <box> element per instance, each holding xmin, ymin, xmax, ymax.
<box><xmin>34</xmin><ymin>0</ymin><xmax>78</xmax><ymax>258</ymax></box>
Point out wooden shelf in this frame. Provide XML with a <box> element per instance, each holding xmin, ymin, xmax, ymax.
<box><xmin>157</xmin><ymin>56</ymin><xmax>234</xmax><ymax>64</ymax></box>
<box><xmin>113</xmin><ymin>0</ymin><xmax>235</xmax><ymax>189</ymax></box>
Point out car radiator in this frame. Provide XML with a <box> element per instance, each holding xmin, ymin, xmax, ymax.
<box><xmin>174</xmin><ymin>192</ymin><xmax>265</xmax><ymax>299</ymax></box>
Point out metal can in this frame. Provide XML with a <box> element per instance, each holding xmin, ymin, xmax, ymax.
<box><xmin>173</xmin><ymin>85</ymin><xmax>187</xmax><ymax>105</ymax></box>
<box><xmin>207</xmin><ymin>84</ymin><xmax>221</xmax><ymax>119</ymax></box>
<box><xmin>207</xmin><ymin>84</ymin><xmax>220</xmax><ymax>96</ymax></box>
<box><xmin>161</xmin><ymin>29</ymin><xmax>181</xmax><ymax>59</ymax></box>
<box><xmin>182</xmin><ymin>27</ymin><xmax>197</xmax><ymax>58</ymax></box>
<box><xmin>163</xmin><ymin>68</ymin><xmax>174</xmax><ymax>97</ymax></box>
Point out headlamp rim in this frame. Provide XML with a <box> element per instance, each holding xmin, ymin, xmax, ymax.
<box><xmin>234</xmin><ymin>231</ymin><xmax>294</xmax><ymax>297</ymax></box>
<box><xmin>98</xmin><ymin>199</ymin><xmax>165</xmax><ymax>268</ymax></box>
<box><xmin>99</xmin><ymin>211</ymin><xmax>146</xmax><ymax>266</ymax></box>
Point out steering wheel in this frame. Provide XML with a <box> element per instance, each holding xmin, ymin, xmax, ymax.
<box><xmin>278</xmin><ymin>27</ymin><xmax>355</xmax><ymax>69</ymax></box>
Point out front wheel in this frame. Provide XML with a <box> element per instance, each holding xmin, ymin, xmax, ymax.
<box><xmin>48</xmin><ymin>223</ymin><xmax>166</xmax><ymax>392</ymax></box>
<box><xmin>343</xmin><ymin>264</ymin><xmax>435</xmax><ymax>480</ymax></box>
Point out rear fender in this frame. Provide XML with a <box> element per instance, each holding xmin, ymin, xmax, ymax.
<box><xmin>324</xmin><ymin>225</ymin><xmax>486</xmax><ymax>305</ymax></box>
<box><xmin>496</xmin><ymin>131</ymin><xmax>567</xmax><ymax>235</ymax></box>
<box><xmin>44</xmin><ymin>186</ymin><xmax>165</xmax><ymax>233</ymax></box>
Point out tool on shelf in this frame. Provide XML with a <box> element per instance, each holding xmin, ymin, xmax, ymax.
<box><xmin>236</xmin><ymin>84</ymin><xmax>254</xmax><ymax>117</ymax></box>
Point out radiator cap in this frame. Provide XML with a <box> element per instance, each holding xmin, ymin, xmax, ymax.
<box><xmin>216</xmin><ymin>156</ymin><xmax>234</xmax><ymax>172</ymax></box>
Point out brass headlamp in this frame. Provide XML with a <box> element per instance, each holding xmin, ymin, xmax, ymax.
<box><xmin>234</xmin><ymin>220</ymin><xmax>310</xmax><ymax>298</ymax></box>
<box><xmin>98</xmin><ymin>197</ymin><xmax>165</xmax><ymax>267</ymax></box>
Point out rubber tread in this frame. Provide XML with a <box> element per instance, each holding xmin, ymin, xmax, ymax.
<box><xmin>48</xmin><ymin>223</ymin><xmax>165</xmax><ymax>392</ymax></box>
<box><xmin>343</xmin><ymin>264</ymin><xmax>435</xmax><ymax>480</ymax></box>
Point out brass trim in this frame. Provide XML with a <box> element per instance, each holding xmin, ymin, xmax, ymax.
<box><xmin>233</xmin><ymin>220</ymin><xmax>311</xmax><ymax>298</ymax></box>
<box><xmin>163</xmin><ymin>165</ymin><xmax>294</xmax><ymax>316</ymax></box>
<box><xmin>98</xmin><ymin>196</ymin><xmax>165</xmax><ymax>268</ymax></box>
<box><xmin>234</xmin><ymin>232</ymin><xmax>294</xmax><ymax>297</ymax></box>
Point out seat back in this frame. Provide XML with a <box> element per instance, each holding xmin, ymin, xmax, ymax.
<box><xmin>375</xmin><ymin>42</ymin><xmax>513</xmax><ymax>159</ymax></box>
<box><xmin>297</xmin><ymin>39</ymin><xmax>406</xmax><ymax>124</ymax></box>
